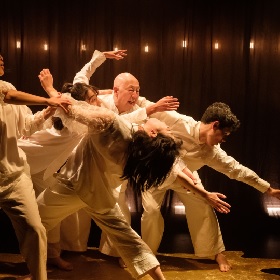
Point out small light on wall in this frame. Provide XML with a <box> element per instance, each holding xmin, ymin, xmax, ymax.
<box><xmin>250</xmin><ymin>41</ymin><xmax>254</xmax><ymax>49</ymax></box>
<box><xmin>81</xmin><ymin>44</ymin><xmax>86</xmax><ymax>51</ymax></box>
<box><xmin>214</xmin><ymin>41</ymin><xmax>219</xmax><ymax>49</ymax></box>
<box><xmin>144</xmin><ymin>44</ymin><xmax>149</xmax><ymax>52</ymax></box>
<box><xmin>16</xmin><ymin>41</ymin><xmax>21</xmax><ymax>49</ymax></box>
<box><xmin>44</xmin><ymin>43</ymin><xmax>48</xmax><ymax>51</ymax></box>
<box><xmin>114</xmin><ymin>47</ymin><xmax>118</xmax><ymax>51</ymax></box>
<box><xmin>182</xmin><ymin>40</ymin><xmax>187</xmax><ymax>48</ymax></box>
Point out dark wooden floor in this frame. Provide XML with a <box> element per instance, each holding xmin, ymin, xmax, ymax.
<box><xmin>0</xmin><ymin>209</ymin><xmax>279</xmax><ymax>259</ymax></box>
<box><xmin>0</xmin><ymin>208</ymin><xmax>279</xmax><ymax>279</ymax></box>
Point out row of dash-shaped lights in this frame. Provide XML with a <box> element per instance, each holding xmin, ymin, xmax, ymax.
<box><xmin>16</xmin><ymin>41</ymin><xmax>256</xmax><ymax>51</ymax></box>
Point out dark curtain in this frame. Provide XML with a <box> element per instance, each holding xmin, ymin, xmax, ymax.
<box><xmin>1</xmin><ymin>0</ymin><xmax>279</xmax><ymax>249</ymax></box>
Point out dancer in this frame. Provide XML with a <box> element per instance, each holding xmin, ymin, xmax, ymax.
<box><xmin>36</xmin><ymin>96</ymin><xmax>231</xmax><ymax>280</ymax></box>
<box><xmin>0</xmin><ymin>53</ymin><xmax>70</xmax><ymax>280</ymax></box>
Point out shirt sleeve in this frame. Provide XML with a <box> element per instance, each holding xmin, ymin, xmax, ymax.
<box><xmin>73</xmin><ymin>50</ymin><xmax>106</xmax><ymax>85</ymax></box>
<box><xmin>205</xmin><ymin>145</ymin><xmax>270</xmax><ymax>193</ymax></box>
<box><xmin>120</xmin><ymin>107</ymin><xmax>148</xmax><ymax>123</ymax></box>
<box><xmin>22</xmin><ymin>108</ymin><xmax>48</xmax><ymax>136</ymax></box>
<box><xmin>55</xmin><ymin>99</ymin><xmax>116</xmax><ymax>135</ymax></box>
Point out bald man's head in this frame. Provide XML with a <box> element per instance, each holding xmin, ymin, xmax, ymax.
<box><xmin>113</xmin><ymin>72</ymin><xmax>140</xmax><ymax>114</ymax></box>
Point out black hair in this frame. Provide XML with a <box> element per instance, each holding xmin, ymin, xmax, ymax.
<box><xmin>121</xmin><ymin>130</ymin><xmax>183</xmax><ymax>193</ymax></box>
<box><xmin>53</xmin><ymin>82</ymin><xmax>99</xmax><ymax>130</ymax></box>
<box><xmin>201</xmin><ymin>102</ymin><xmax>240</xmax><ymax>132</ymax></box>
<box><xmin>61</xmin><ymin>82</ymin><xmax>99</xmax><ymax>100</ymax></box>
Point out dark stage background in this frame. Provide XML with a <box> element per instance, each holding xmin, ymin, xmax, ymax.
<box><xmin>0</xmin><ymin>0</ymin><xmax>279</xmax><ymax>255</ymax></box>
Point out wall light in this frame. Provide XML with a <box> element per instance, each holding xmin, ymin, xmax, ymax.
<box><xmin>44</xmin><ymin>43</ymin><xmax>48</xmax><ymax>51</ymax></box>
<box><xmin>182</xmin><ymin>40</ymin><xmax>187</xmax><ymax>48</ymax></box>
<box><xmin>250</xmin><ymin>41</ymin><xmax>254</xmax><ymax>49</ymax></box>
<box><xmin>214</xmin><ymin>41</ymin><xmax>219</xmax><ymax>50</ymax></box>
<box><xmin>144</xmin><ymin>44</ymin><xmax>149</xmax><ymax>52</ymax></box>
<box><xmin>81</xmin><ymin>44</ymin><xmax>86</xmax><ymax>51</ymax></box>
<box><xmin>114</xmin><ymin>47</ymin><xmax>118</xmax><ymax>51</ymax></box>
<box><xmin>16</xmin><ymin>41</ymin><xmax>21</xmax><ymax>49</ymax></box>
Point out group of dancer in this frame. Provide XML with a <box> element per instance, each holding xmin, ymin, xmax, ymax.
<box><xmin>1</xmin><ymin>49</ymin><xmax>280</xmax><ymax>280</ymax></box>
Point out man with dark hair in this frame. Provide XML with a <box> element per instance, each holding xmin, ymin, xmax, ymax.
<box><xmin>140</xmin><ymin>101</ymin><xmax>280</xmax><ymax>272</ymax></box>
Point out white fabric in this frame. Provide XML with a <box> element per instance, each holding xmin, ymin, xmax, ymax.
<box><xmin>98</xmin><ymin>95</ymin><xmax>270</xmax><ymax>258</ymax></box>
<box><xmin>140</xmin><ymin>110</ymin><xmax>270</xmax><ymax>258</ymax></box>
<box><xmin>37</xmin><ymin>103</ymin><xmax>166</xmax><ymax>279</ymax></box>
<box><xmin>166</xmin><ymin>116</ymin><xmax>270</xmax><ymax>192</ymax></box>
<box><xmin>17</xmin><ymin>50</ymin><xmax>108</xmax><ymax>254</ymax></box>
<box><xmin>0</xmin><ymin>79</ymin><xmax>47</xmax><ymax>280</ymax></box>
<box><xmin>71</xmin><ymin>53</ymin><xmax>270</xmax><ymax>260</ymax></box>
<box><xmin>73</xmin><ymin>50</ymin><xmax>106</xmax><ymax>85</ymax></box>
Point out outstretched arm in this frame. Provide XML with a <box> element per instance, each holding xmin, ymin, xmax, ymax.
<box><xmin>145</xmin><ymin>96</ymin><xmax>180</xmax><ymax>116</ymax></box>
<box><xmin>102</xmin><ymin>50</ymin><xmax>127</xmax><ymax>60</ymax></box>
<box><xmin>118</xmin><ymin>96</ymin><xmax>180</xmax><ymax>124</ymax></box>
<box><xmin>73</xmin><ymin>49</ymin><xmax>127</xmax><ymax>85</ymax></box>
<box><xmin>3</xmin><ymin>89</ymin><xmax>71</xmax><ymax>112</ymax></box>
<box><xmin>175</xmin><ymin>169</ymin><xmax>231</xmax><ymax>214</ymax></box>
<box><xmin>265</xmin><ymin>187</ymin><xmax>280</xmax><ymax>200</ymax></box>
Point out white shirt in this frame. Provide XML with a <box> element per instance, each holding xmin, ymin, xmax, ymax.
<box><xmin>0</xmin><ymin>80</ymin><xmax>47</xmax><ymax>183</ymax></box>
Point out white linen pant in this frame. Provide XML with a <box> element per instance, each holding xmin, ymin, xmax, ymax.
<box><xmin>141</xmin><ymin>184</ymin><xmax>225</xmax><ymax>258</ymax></box>
<box><xmin>99</xmin><ymin>182</ymin><xmax>131</xmax><ymax>256</ymax></box>
<box><xmin>0</xmin><ymin>173</ymin><xmax>47</xmax><ymax>280</ymax></box>
<box><xmin>32</xmin><ymin>172</ymin><xmax>92</xmax><ymax>257</ymax></box>
<box><xmin>37</xmin><ymin>183</ymin><xmax>160</xmax><ymax>279</ymax></box>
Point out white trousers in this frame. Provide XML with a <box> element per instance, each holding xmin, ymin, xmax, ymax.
<box><xmin>99</xmin><ymin>183</ymin><xmax>131</xmax><ymax>256</ymax></box>
<box><xmin>141</xmin><ymin>184</ymin><xmax>225</xmax><ymax>258</ymax></box>
<box><xmin>32</xmin><ymin>172</ymin><xmax>91</xmax><ymax>257</ymax></box>
<box><xmin>37</xmin><ymin>183</ymin><xmax>160</xmax><ymax>279</ymax></box>
<box><xmin>0</xmin><ymin>173</ymin><xmax>47</xmax><ymax>280</ymax></box>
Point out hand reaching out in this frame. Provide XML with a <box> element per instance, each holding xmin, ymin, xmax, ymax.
<box><xmin>146</xmin><ymin>96</ymin><xmax>180</xmax><ymax>116</ymax></box>
<box><xmin>204</xmin><ymin>192</ymin><xmax>231</xmax><ymax>214</ymax></box>
<box><xmin>47</xmin><ymin>95</ymin><xmax>72</xmax><ymax>113</ymax></box>
<box><xmin>43</xmin><ymin>106</ymin><xmax>57</xmax><ymax>120</ymax></box>
<box><xmin>103</xmin><ymin>50</ymin><xmax>127</xmax><ymax>60</ymax></box>
<box><xmin>266</xmin><ymin>187</ymin><xmax>280</xmax><ymax>200</ymax></box>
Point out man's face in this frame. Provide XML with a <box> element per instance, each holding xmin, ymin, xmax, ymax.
<box><xmin>114</xmin><ymin>77</ymin><xmax>140</xmax><ymax>113</ymax></box>
<box><xmin>0</xmin><ymin>55</ymin><xmax>4</xmax><ymax>77</ymax></box>
<box><xmin>206</xmin><ymin>124</ymin><xmax>231</xmax><ymax>146</ymax></box>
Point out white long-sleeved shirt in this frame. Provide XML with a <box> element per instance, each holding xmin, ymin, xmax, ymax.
<box><xmin>0</xmin><ymin>80</ymin><xmax>48</xmax><ymax>183</ymax></box>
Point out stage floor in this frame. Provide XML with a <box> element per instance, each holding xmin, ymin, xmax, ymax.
<box><xmin>0</xmin><ymin>248</ymin><xmax>279</xmax><ymax>280</ymax></box>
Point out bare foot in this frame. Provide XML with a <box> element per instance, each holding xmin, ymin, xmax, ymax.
<box><xmin>118</xmin><ymin>257</ymin><xmax>127</xmax><ymax>268</ymax></box>
<box><xmin>215</xmin><ymin>252</ymin><xmax>232</xmax><ymax>272</ymax></box>
<box><xmin>17</xmin><ymin>275</ymin><xmax>32</xmax><ymax>280</ymax></box>
<box><xmin>47</xmin><ymin>256</ymin><xmax>74</xmax><ymax>271</ymax></box>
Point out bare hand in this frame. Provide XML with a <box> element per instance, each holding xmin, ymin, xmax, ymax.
<box><xmin>151</xmin><ymin>96</ymin><xmax>180</xmax><ymax>113</ymax></box>
<box><xmin>47</xmin><ymin>96</ymin><xmax>72</xmax><ymax>113</ymax></box>
<box><xmin>103</xmin><ymin>50</ymin><xmax>127</xmax><ymax>60</ymax></box>
<box><xmin>43</xmin><ymin>106</ymin><xmax>57</xmax><ymax>120</ymax></box>
<box><xmin>266</xmin><ymin>187</ymin><xmax>280</xmax><ymax>200</ymax></box>
<box><xmin>205</xmin><ymin>192</ymin><xmax>231</xmax><ymax>214</ymax></box>
<box><xmin>38</xmin><ymin>69</ymin><xmax>58</xmax><ymax>96</ymax></box>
